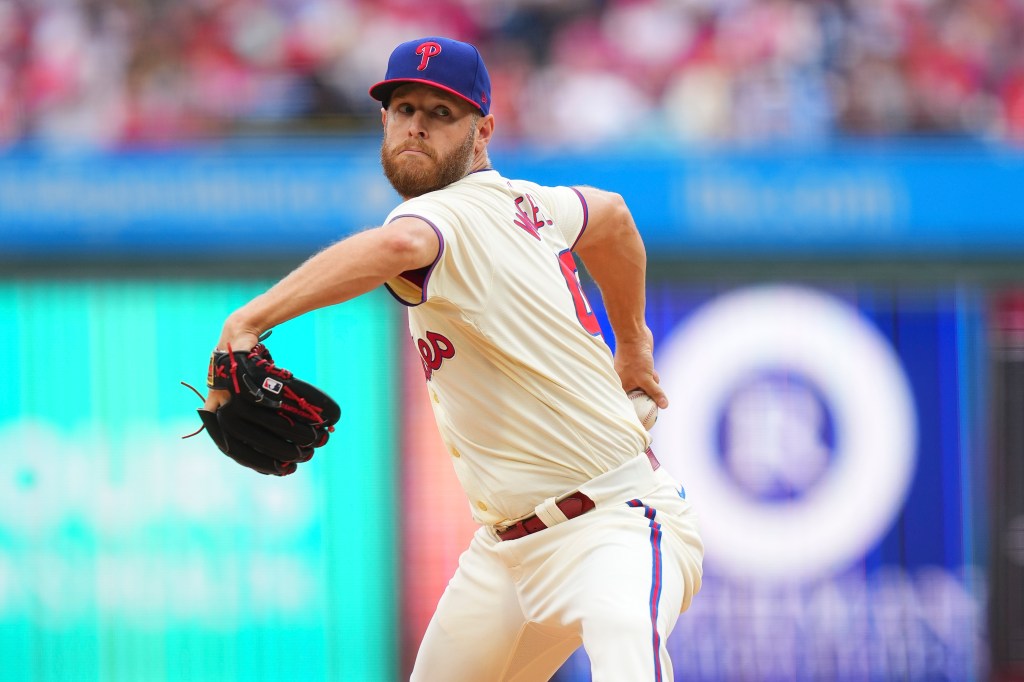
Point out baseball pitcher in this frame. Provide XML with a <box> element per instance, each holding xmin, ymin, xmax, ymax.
<box><xmin>200</xmin><ymin>36</ymin><xmax>703</xmax><ymax>681</ymax></box>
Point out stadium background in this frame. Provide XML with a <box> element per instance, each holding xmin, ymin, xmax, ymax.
<box><xmin>2</xmin><ymin>0</ymin><xmax>1023</xmax><ymax>680</ymax></box>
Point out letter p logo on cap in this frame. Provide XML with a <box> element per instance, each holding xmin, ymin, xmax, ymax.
<box><xmin>416</xmin><ymin>41</ymin><xmax>442</xmax><ymax>70</ymax></box>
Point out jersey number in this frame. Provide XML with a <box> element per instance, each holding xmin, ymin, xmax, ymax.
<box><xmin>558</xmin><ymin>249</ymin><xmax>602</xmax><ymax>336</ymax></box>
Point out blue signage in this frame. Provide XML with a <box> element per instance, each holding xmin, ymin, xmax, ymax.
<box><xmin>1</xmin><ymin>141</ymin><xmax>1023</xmax><ymax>257</ymax></box>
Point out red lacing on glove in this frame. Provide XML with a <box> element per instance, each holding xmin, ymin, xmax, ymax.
<box><xmin>248</xmin><ymin>346</ymin><xmax>294</xmax><ymax>380</ymax></box>
<box><xmin>280</xmin><ymin>385</ymin><xmax>331</xmax><ymax>427</ymax></box>
<box><xmin>244</xmin><ymin>349</ymin><xmax>331</xmax><ymax>431</ymax></box>
<box><xmin>227</xmin><ymin>344</ymin><xmax>241</xmax><ymax>394</ymax></box>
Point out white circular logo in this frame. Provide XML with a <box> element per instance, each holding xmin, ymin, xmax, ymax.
<box><xmin>655</xmin><ymin>285</ymin><xmax>917</xmax><ymax>582</ymax></box>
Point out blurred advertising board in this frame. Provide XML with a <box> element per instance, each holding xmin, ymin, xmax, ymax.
<box><xmin>2</xmin><ymin>142</ymin><xmax>1024</xmax><ymax>259</ymax></box>
<box><xmin>0</xmin><ymin>280</ymin><xmax>399</xmax><ymax>682</ymax></box>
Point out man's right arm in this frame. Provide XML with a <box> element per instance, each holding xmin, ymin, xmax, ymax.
<box><xmin>204</xmin><ymin>216</ymin><xmax>438</xmax><ymax>410</ymax></box>
<box><xmin>571</xmin><ymin>186</ymin><xmax>668</xmax><ymax>409</ymax></box>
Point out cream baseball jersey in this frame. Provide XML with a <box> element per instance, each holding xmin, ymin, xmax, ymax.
<box><xmin>385</xmin><ymin>169</ymin><xmax>651</xmax><ymax>525</ymax></box>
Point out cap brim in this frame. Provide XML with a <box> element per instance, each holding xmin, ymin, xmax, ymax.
<box><xmin>369</xmin><ymin>78</ymin><xmax>483</xmax><ymax>113</ymax></box>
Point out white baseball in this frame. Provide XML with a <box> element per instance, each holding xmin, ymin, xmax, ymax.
<box><xmin>628</xmin><ymin>389</ymin><xmax>659</xmax><ymax>431</ymax></box>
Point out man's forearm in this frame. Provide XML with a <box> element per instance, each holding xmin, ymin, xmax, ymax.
<box><xmin>581</xmin><ymin>236</ymin><xmax>647</xmax><ymax>344</ymax></box>
<box><xmin>573</xmin><ymin>187</ymin><xmax>666</xmax><ymax>405</ymax></box>
<box><xmin>219</xmin><ymin>221</ymin><xmax>435</xmax><ymax>347</ymax></box>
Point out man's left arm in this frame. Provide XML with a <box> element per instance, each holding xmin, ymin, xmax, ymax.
<box><xmin>571</xmin><ymin>186</ymin><xmax>668</xmax><ymax>409</ymax></box>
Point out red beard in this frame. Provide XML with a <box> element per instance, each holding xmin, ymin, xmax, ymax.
<box><xmin>380</xmin><ymin>129</ymin><xmax>476</xmax><ymax>198</ymax></box>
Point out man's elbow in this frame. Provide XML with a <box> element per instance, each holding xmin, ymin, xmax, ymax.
<box><xmin>607</xmin><ymin>192</ymin><xmax>635</xmax><ymax>235</ymax></box>
<box><xmin>589</xmin><ymin>190</ymin><xmax>641</xmax><ymax>246</ymax></box>
<box><xmin>379</xmin><ymin>223</ymin><xmax>438</xmax><ymax>273</ymax></box>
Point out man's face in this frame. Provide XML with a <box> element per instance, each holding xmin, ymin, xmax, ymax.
<box><xmin>380</xmin><ymin>84</ymin><xmax>480</xmax><ymax>198</ymax></box>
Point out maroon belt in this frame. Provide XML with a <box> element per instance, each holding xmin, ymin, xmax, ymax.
<box><xmin>496</xmin><ymin>448</ymin><xmax>660</xmax><ymax>542</ymax></box>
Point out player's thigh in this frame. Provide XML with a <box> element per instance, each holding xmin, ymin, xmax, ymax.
<box><xmin>578</xmin><ymin>505</ymin><xmax>685</xmax><ymax>622</ymax></box>
<box><xmin>566</xmin><ymin>503</ymin><xmax>691</xmax><ymax>679</ymax></box>
<box><xmin>411</xmin><ymin>529</ymin><xmax>527</xmax><ymax>682</ymax></box>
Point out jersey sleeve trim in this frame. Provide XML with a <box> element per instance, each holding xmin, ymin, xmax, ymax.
<box><xmin>569</xmin><ymin>187</ymin><xmax>589</xmax><ymax>250</ymax></box>
<box><xmin>382</xmin><ymin>214</ymin><xmax>445</xmax><ymax>307</ymax></box>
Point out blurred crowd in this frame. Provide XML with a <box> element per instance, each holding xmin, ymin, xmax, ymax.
<box><xmin>1</xmin><ymin>0</ymin><xmax>1023</xmax><ymax>149</ymax></box>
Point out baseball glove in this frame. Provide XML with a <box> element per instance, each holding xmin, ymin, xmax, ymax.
<box><xmin>184</xmin><ymin>340</ymin><xmax>341</xmax><ymax>476</ymax></box>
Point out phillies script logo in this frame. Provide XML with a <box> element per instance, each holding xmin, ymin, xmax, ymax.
<box><xmin>416</xmin><ymin>41</ymin><xmax>442</xmax><ymax>70</ymax></box>
<box><xmin>417</xmin><ymin>330</ymin><xmax>455</xmax><ymax>380</ymax></box>
<box><xmin>513</xmin><ymin>193</ymin><xmax>552</xmax><ymax>240</ymax></box>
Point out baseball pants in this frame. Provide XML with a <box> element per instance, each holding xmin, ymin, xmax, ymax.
<box><xmin>410</xmin><ymin>453</ymin><xmax>704</xmax><ymax>681</ymax></box>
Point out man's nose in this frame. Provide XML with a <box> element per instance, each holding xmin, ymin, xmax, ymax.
<box><xmin>407</xmin><ymin>111</ymin><xmax>428</xmax><ymax>137</ymax></box>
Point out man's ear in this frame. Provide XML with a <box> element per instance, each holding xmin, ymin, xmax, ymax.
<box><xmin>476</xmin><ymin>114</ymin><xmax>495</xmax><ymax>150</ymax></box>
<box><xmin>381</xmin><ymin>108</ymin><xmax>387</xmax><ymax>128</ymax></box>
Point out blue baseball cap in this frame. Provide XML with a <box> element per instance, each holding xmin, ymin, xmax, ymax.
<box><xmin>370</xmin><ymin>37</ymin><xmax>491</xmax><ymax>115</ymax></box>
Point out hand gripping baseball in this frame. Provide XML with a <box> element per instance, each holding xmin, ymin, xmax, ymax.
<box><xmin>183</xmin><ymin>340</ymin><xmax>341</xmax><ymax>476</ymax></box>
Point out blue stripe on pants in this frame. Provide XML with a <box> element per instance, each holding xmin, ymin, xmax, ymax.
<box><xmin>627</xmin><ymin>499</ymin><xmax>664</xmax><ymax>682</ymax></box>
